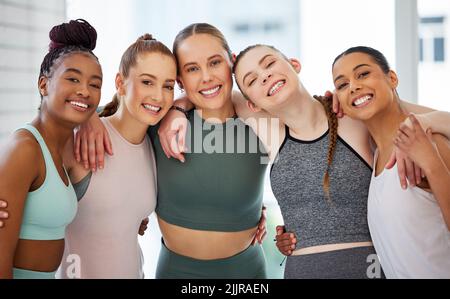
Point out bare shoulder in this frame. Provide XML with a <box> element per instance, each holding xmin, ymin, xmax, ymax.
<box><xmin>401</xmin><ymin>100</ymin><xmax>435</xmax><ymax>114</ymax></box>
<box><xmin>0</xmin><ymin>130</ymin><xmax>41</xmax><ymax>167</ymax></box>
<box><xmin>337</xmin><ymin>115</ymin><xmax>369</xmax><ymax>140</ymax></box>
<box><xmin>336</xmin><ymin>116</ymin><xmax>373</xmax><ymax>165</ymax></box>
<box><xmin>0</xmin><ymin>130</ymin><xmax>41</xmax><ymax>200</ymax></box>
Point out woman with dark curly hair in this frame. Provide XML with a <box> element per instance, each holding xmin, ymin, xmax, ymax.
<box><xmin>0</xmin><ymin>19</ymin><xmax>102</xmax><ymax>279</ymax></box>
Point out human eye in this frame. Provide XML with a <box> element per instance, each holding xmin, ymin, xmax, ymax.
<box><xmin>90</xmin><ymin>83</ymin><xmax>101</xmax><ymax>89</ymax></box>
<box><xmin>336</xmin><ymin>82</ymin><xmax>348</xmax><ymax>90</ymax></box>
<box><xmin>186</xmin><ymin>66</ymin><xmax>199</xmax><ymax>73</ymax></box>
<box><xmin>358</xmin><ymin>71</ymin><xmax>370</xmax><ymax>79</ymax></box>
<box><xmin>266</xmin><ymin>60</ymin><xmax>276</xmax><ymax>68</ymax></box>
<box><xmin>142</xmin><ymin>80</ymin><xmax>153</xmax><ymax>86</ymax></box>
<box><xmin>66</xmin><ymin>77</ymin><xmax>80</xmax><ymax>83</ymax></box>
<box><xmin>248</xmin><ymin>78</ymin><xmax>257</xmax><ymax>87</ymax></box>
<box><xmin>211</xmin><ymin>59</ymin><xmax>222</xmax><ymax>67</ymax></box>
<box><xmin>165</xmin><ymin>85</ymin><xmax>174</xmax><ymax>91</ymax></box>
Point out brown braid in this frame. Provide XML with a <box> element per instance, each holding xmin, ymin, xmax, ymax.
<box><xmin>314</xmin><ymin>95</ymin><xmax>339</xmax><ymax>200</ymax></box>
<box><xmin>99</xmin><ymin>93</ymin><xmax>120</xmax><ymax>117</ymax></box>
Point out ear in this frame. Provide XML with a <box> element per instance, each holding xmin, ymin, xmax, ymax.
<box><xmin>115</xmin><ymin>73</ymin><xmax>125</xmax><ymax>96</ymax></box>
<box><xmin>38</xmin><ymin>76</ymin><xmax>48</xmax><ymax>97</ymax></box>
<box><xmin>247</xmin><ymin>100</ymin><xmax>262</xmax><ymax>113</ymax></box>
<box><xmin>289</xmin><ymin>58</ymin><xmax>302</xmax><ymax>74</ymax></box>
<box><xmin>388</xmin><ymin>70</ymin><xmax>399</xmax><ymax>89</ymax></box>
<box><xmin>231</xmin><ymin>53</ymin><xmax>237</xmax><ymax>64</ymax></box>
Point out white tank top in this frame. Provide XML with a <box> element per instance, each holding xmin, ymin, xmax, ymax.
<box><xmin>59</xmin><ymin>117</ymin><xmax>157</xmax><ymax>278</ymax></box>
<box><xmin>368</xmin><ymin>152</ymin><xmax>450</xmax><ymax>278</ymax></box>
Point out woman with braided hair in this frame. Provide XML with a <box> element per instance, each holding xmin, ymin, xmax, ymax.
<box><xmin>0</xmin><ymin>19</ymin><xmax>103</xmax><ymax>279</ymax></box>
<box><xmin>232</xmin><ymin>44</ymin><xmax>377</xmax><ymax>278</ymax></box>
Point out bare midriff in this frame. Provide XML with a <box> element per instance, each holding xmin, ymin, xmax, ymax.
<box><xmin>291</xmin><ymin>241</ymin><xmax>374</xmax><ymax>256</ymax></box>
<box><xmin>13</xmin><ymin>239</ymin><xmax>65</xmax><ymax>272</ymax></box>
<box><xmin>158</xmin><ymin>217</ymin><xmax>257</xmax><ymax>260</ymax></box>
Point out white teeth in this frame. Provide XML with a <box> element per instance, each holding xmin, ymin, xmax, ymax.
<box><xmin>200</xmin><ymin>86</ymin><xmax>220</xmax><ymax>95</ymax></box>
<box><xmin>143</xmin><ymin>104</ymin><xmax>161</xmax><ymax>112</ymax></box>
<box><xmin>269</xmin><ymin>81</ymin><xmax>285</xmax><ymax>96</ymax></box>
<box><xmin>70</xmin><ymin>101</ymin><xmax>88</xmax><ymax>109</ymax></box>
<box><xmin>353</xmin><ymin>95</ymin><xmax>372</xmax><ymax>106</ymax></box>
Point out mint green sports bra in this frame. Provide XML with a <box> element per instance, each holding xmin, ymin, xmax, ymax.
<box><xmin>18</xmin><ymin>124</ymin><xmax>77</xmax><ymax>240</ymax></box>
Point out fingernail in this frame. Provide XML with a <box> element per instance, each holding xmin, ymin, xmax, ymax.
<box><xmin>0</xmin><ymin>221</ymin><xmax>3</xmax><ymax>227</ymax></box>
<box><xmin>291</xmin><ymin>245</ymin><xmax>295</xmax><ymax>249</ymax></box>
<box><xmin>99</xmin><ymin>165</ymin><xmax>103</xmax><ymax>170</ymax></box>
<box><xmin>402</xmin><ymin>184</ymin><xmax>407</xmax><ymax>190</ymax></box>
<box><xmin>1</xmin><ymin>212</ymin><xmax>8</xmax><ymax>217</ymax></box>
<box><xmin>0</xmin><ymin>202</ymin><xmax>6</xmax><ymax>208</ymax></box>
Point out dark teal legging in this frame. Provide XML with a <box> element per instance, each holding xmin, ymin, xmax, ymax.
<box><xmin>156</xmin><ymin>239</ymin><xmax>267</xmax><ymax>279</ymax></box>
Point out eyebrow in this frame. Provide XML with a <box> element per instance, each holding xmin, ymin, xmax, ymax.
<box><xmin>64</xmin><ymin>68</ymin><xmax>102</xmax><ymax>81</ymax></box>
<box><xmin>333</xmin><ymin>64</ymin><xmax>371</xmax><ymax>83</ymax></box>
<box><xmin>242</xmin><ymin>54</ymin><xmax>274</xmax><ymax>85</ymax></box>
<box><xmin>140</xmin><ymin>73</ymin><xmax>175</xmax><ymax>83</ymax></box>
<box><xmin>139</xmin><ymin>73</ymin><xmax>157</xmax><ymax>80</ymax></box>
<box><xmin>182</xmin><ymin>54</ymin><xmax>224</xmax><ymax>69</ymax></box>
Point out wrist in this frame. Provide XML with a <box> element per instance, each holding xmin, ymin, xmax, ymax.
<box><xmin>170</xmin><ymin>105</ymin><xmax>189</xmax><ymax>118</ymax></box>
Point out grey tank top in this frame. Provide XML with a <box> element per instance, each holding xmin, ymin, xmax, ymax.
<box><xmin>270</xmin><ymin>126</ymin><xmax>373</xmax><ymax>249</ymax></box>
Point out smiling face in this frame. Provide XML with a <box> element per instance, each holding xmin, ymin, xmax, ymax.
<box><xmin>234</xmin><ymin>46</ymin><xmax>301</xmax><ymax>112</ymax></box>
<box><xmin>332</xmin><ymin>52</ymin><xmax>399</xmax><ymax>121</ymax></box>
<box><xmin>117</xmin><ymin>52</ymin><xmax>177</xmax><ymax>126</ymax></box>
<box><xmin>39</xmin><ymin>52</ymin><xmax>102</xmax><ymax>126</ymax></box>
<box><xmin>176</xmin><ymin>34</ymin><xmax>233</xmax><ymax>111</ymax></box>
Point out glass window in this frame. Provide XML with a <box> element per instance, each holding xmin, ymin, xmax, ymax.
<box><xmin>418</xmin><ymin>0</ymin><xmax>450</xmax><ymax>111</ymax></box>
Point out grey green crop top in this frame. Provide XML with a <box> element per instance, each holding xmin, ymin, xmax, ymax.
<box><xmin>149</xmin><ymin>109</ymin><xmax>268</xmax><ymax>232</ymax></box>
<box><xmin>18</xmin><ymin>125</ymin><xmax>78</xmax><ymax>240</ymax></box>
<box><xmin>270</xmin><ymin>126</ymin><xmax>373</xmax><ymax>249</ymax></box>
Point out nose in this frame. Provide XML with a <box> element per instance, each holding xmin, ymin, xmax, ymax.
<box><xmin>201</xmin><ymin>69</ymin><xmax>212</xmax><ymax>83</ymax></box>
<box><xmin>350</xmin><ymin>80</ymin><xmax>362</xmax><ymax>94</ymax></box>
<box><xmin>76</xmin><ymin>84</ymin><xmax>89</xmax><ymax>98</ymax></box>
<box><xmin>151</xmin><ymin>88</ymin><xmax>164</xmax><ymax>102</ymax></box>
<box><xmin>262</xmin><ymin>73</ymin><xmax>272</xmax><ymax>85</ymax></box>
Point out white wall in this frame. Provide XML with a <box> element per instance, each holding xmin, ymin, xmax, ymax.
<box><xmin>299</xmin><ymin>0</ymin><xmax>396</xmax><ymax>96</ymax></box>
<box><xmin>0</xmin><ymin>0</ymin><xmax>66</xmax><ymax>146</ymax></box>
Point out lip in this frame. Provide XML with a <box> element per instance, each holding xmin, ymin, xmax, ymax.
<box><xmin>142</xmin><ymin>103</ymin><xmax>163</xmax><ymax>115</ymax></box>
<box><xmin>66</xmin><ymin>99</ymin><xmax>91</xmax><ymax>112</ymax></box>
<box><xmin>351</xmin><ymin>94</ymin><xmax>374</xmax><ymax>109</ymax></box>
<box><xmin>267</xmin><ymin>80</ymin><xmax>286</xmax><ymax>97</ymax></box>
<box><xmin>199</xmin><ymin>85</ymin><xmax>222</xmax><ymax>98</ymax></box>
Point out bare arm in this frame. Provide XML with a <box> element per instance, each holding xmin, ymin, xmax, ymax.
<box><xmin>74</xmin><ymin>113</ymin><xmax>112</xmax><ymax>172</ymax></box>
<box><xmin>416</xmin><ymin>111</ymin><xmax>450</xmax><ymax>140</ymax></box>
<box><xmin>395</xmin><ymin>115</ymin><xmax>450</xmax><ymax>230</ymax></box>
<box><xmin>427</xmin><ymin>134</ymin><xmax>450</xmax><ymax>230</ymax></box>
<box><xmin>231</xmin><ymin>90</ymin><xmax>284</xmax><ymax>160</ymax></box>
<box><xmin>0</xmin><ymin>134</ymin><xmax>40</xmax><ymax>278</ymax></box>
